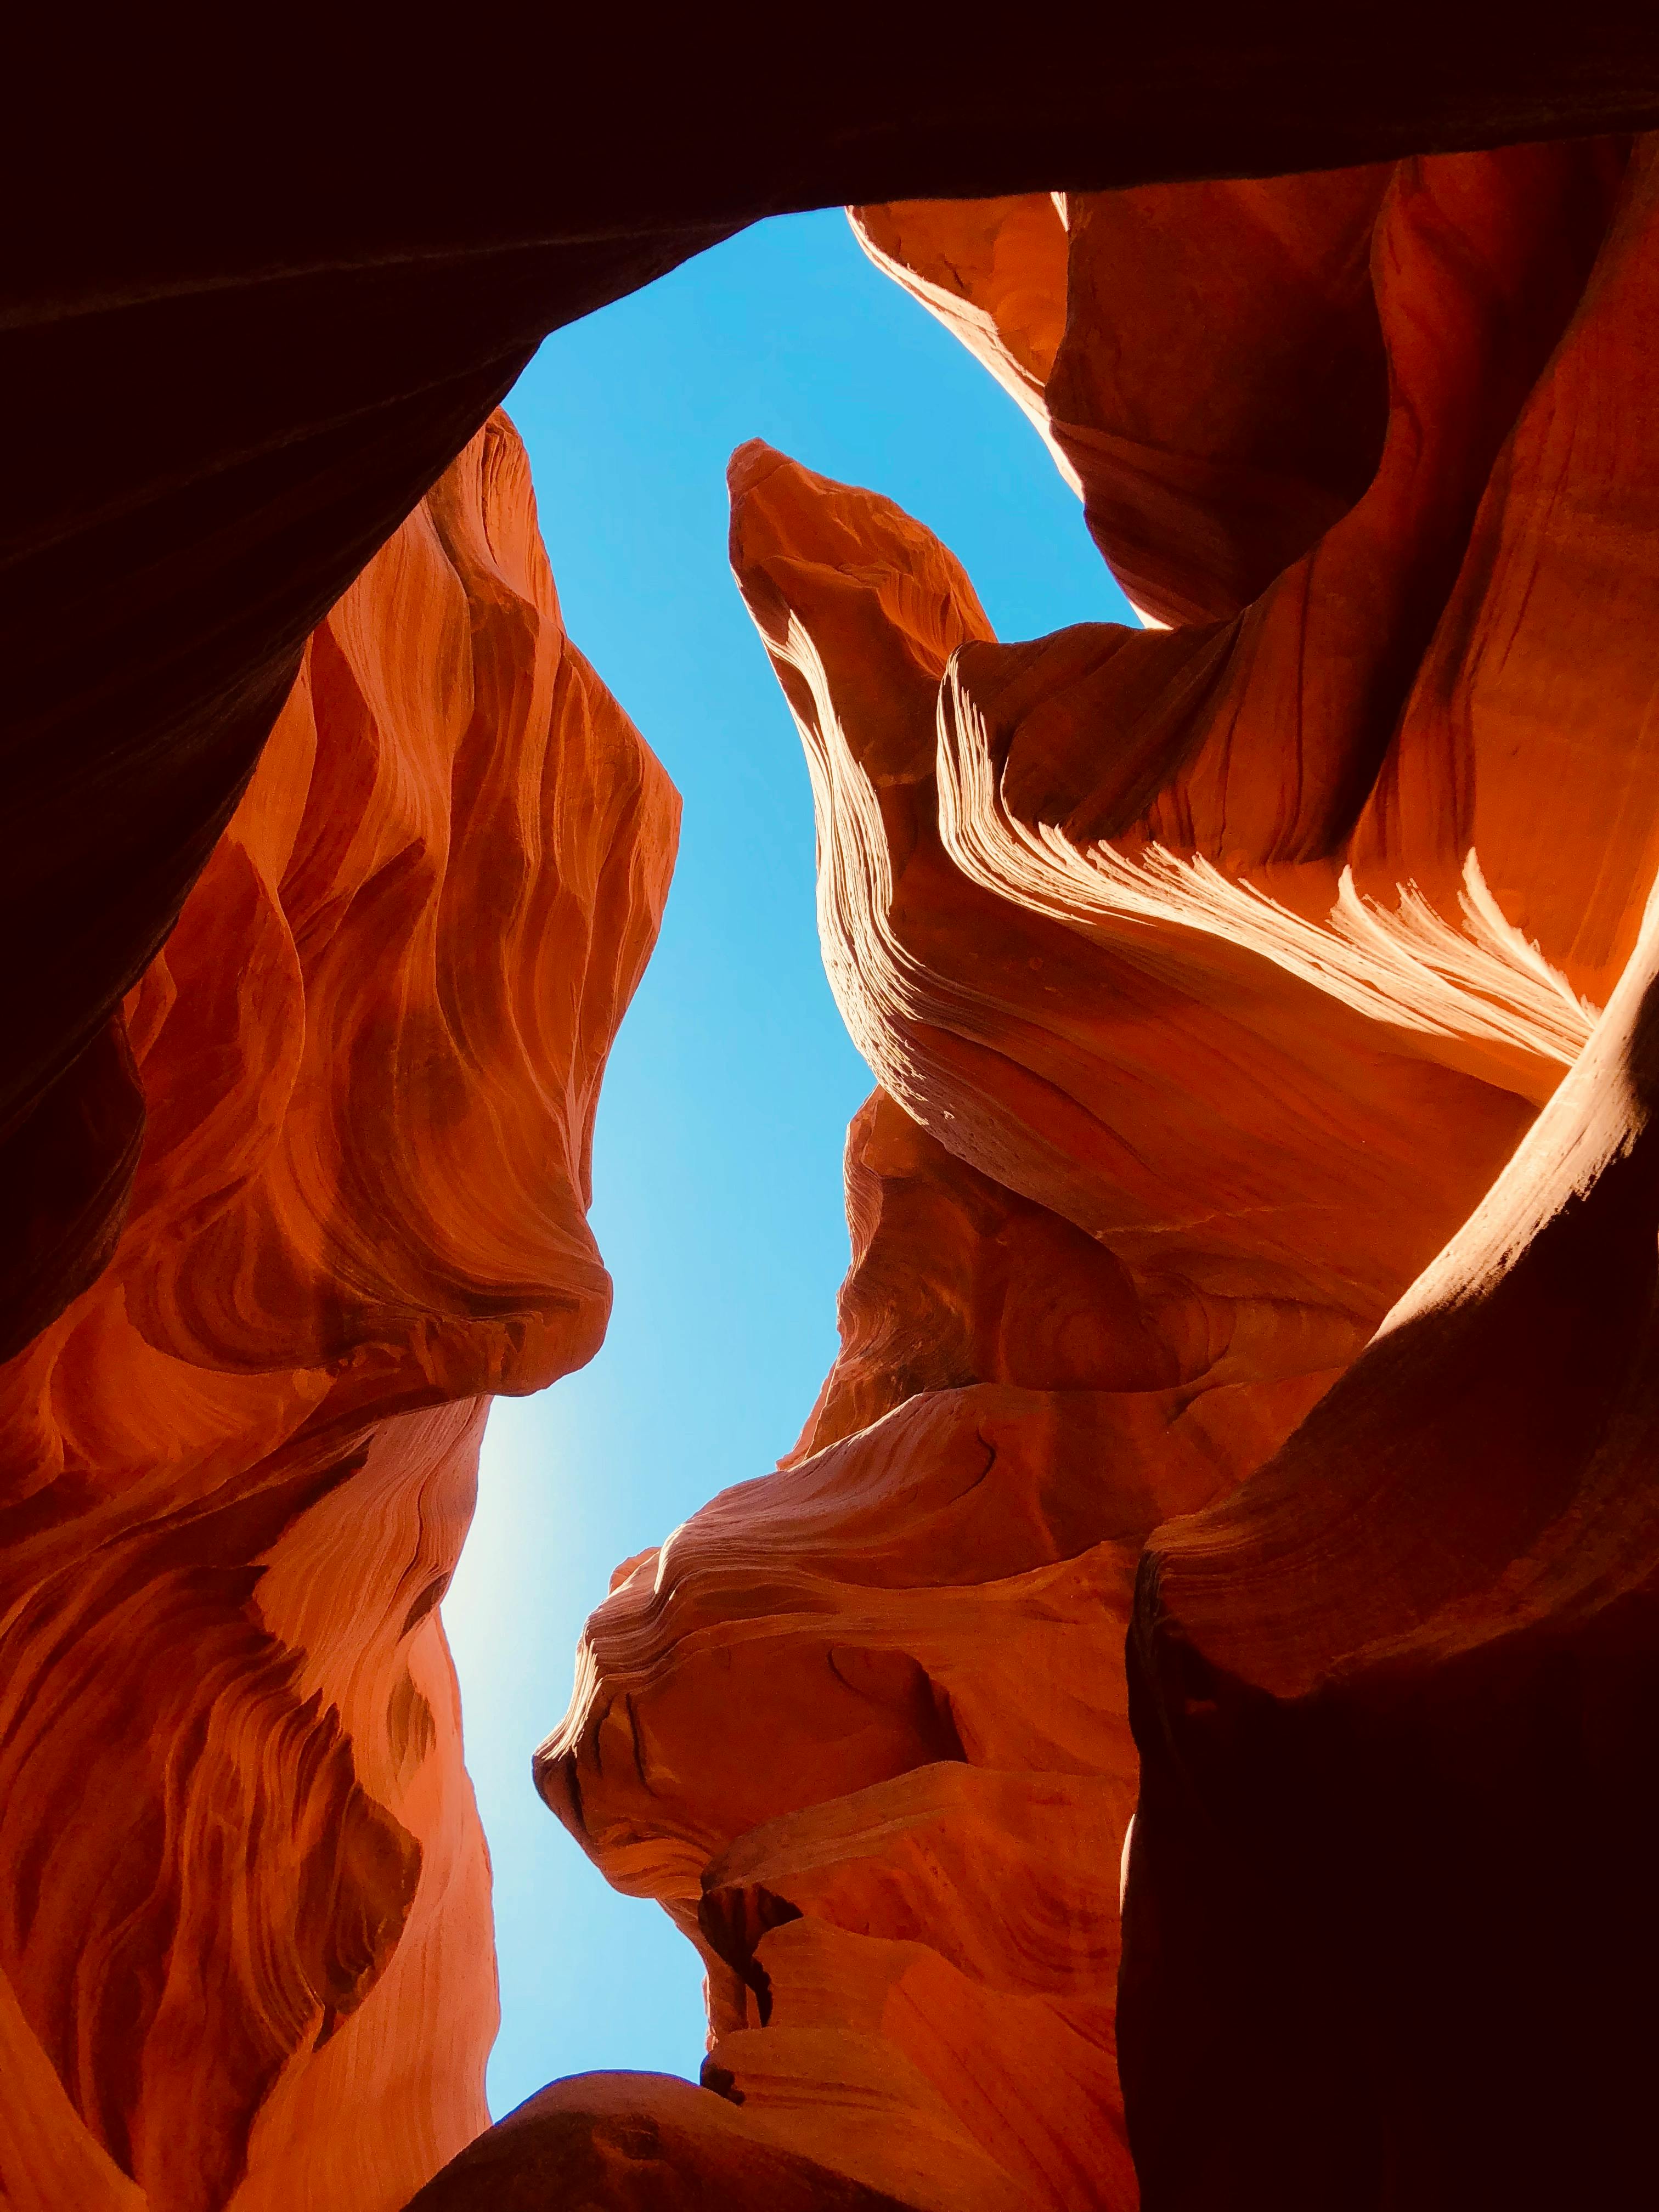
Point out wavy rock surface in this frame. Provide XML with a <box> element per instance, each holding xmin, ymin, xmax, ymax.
<box><xmin>1121</xmin><ymin>134</ymin><xmax>1659</xmax><ymax>2209</ymax></box>
<box><xmin>9</xmin><ymin>22</ymin><xmax>1659</xmax><ymax>1370</ymax></box>
<box><xmin>533</xmin><ymin>1090</ymin><xmax>1327</xmax><ymax>2210</ymax></box>
<box><xmin>853</xmin><ymin>175</ymin><xmax>1397</xmax><ymax>622</ymax></box>
<box><xmin>856</xmin><ymin>145</ymin><xmax>1659</xmax><ymax>2202</ymax></box>
<box><xmin>420</xmin><ymin>137</ymin><xmax>1659</xmax><ymax>2212</ymax></box>
<box><xmin>0</xmin><ymin>413</ymin><xmax>676</xmax><ymax>2212</ymax></box>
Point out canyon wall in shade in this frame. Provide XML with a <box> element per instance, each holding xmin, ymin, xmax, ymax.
<box><xmin>411</xmin><ymin>137</ymin><xmax>1659</xmax><ymax>2210</ymax></box>
<box><xmin>0</xmin><ymin>414</ymin><xmax>677</xmax><ymax>2212</ymax></box>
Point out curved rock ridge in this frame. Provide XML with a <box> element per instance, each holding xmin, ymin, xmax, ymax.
<box><xmin>425</xmin><ymin>136</ymin><xmax>1659</xmax><ymax>2212</ymax></box>
<box><xmin>849</xmin><ymin>196</ymin><xmax>1080</xmax><ymax>497</ymax></box>
<box><xmin>857</xmin><ymin>141</ymin><xmax>1634</xmax><ymax>637</ymax></box>
<box><xmin>0</xmin><ymin>413</ymin><xmax>677</xmax><ymax>2212</ymax></box>
<box><xmin>725</xmin><ymin>426</ymin><xmax>1539</xmax><ymax>1398</ymax></box>
<box><xmin>1119</xmin><ymin>134</ymin><xmax>1659</xmax><ymax>2210</ymax></box>
<box><xmin>853</xmin><ymin>172</ymin><xmax>1393</xmax><ymax>624</ymax></box>
<box><xmin>403</xmin><ymin>2070</ymin><xmax>926</xmax><ymax>2212</ymax></box>
<box><xmin>22</xmin><ymin>22</ymin><xmax>1657</xmax><ymax>1381</ymax></box>
<box><xmin>534</xmin><ymin>1087</ymin><xmax>1324</xmax><ymax>2211</ymax></box>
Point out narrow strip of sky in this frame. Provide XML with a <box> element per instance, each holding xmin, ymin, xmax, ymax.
<box><xmin>442</xmin><ymin>206</ymin><xmax>1130</xmax><ymax>2120</ymax></box>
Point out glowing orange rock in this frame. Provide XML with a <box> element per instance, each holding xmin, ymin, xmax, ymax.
<box><xmin>725</xmin><ymin>419</ymin><xmax>1545</xmax><ymax>1369</ymax></box>
<box><xmin>855</xmin><ymin>170</ymin><xmax>1395</xmax><ymax>624</ymax></box>
<box><xmin>470</xmin><ymin>135</ymin><xmax>1659</xmax><ymax>2212</ymax></box>
<box><xmin>0</xmin><ymin>413</ymin><xmax>676</xmax><ymax>2212</ymax></box>
<box><xmin>790</xmin><ymin>1090</ymin><xmax>1183</xmax><ymax>1458</ymax></box>
<box><xmin>1121</xmin><ymin>133</ymin><xmax>1659</xmax><ymax>2210</ymax></box>
<box><xmin>535</xmin><ymin>1103</ymin><xmax>1283</xmax><ymax>2211</ymax></box>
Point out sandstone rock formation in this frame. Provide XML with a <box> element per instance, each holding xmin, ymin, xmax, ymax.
<box><xmin>8</xmin><ymin>17</ymin><xmax>1659</xmax><ymax>1369</ymax></box>
<box><xmin>1121</xmin><ymin>134</ymin><xmax>1659</xmax><ymax>2209</ymax></box>
<box><xmin>851</xmin><ymin>176</ymin><xmax>1397</xmax><ymax>622</ymax></box>
<box><xmin>0</xmin><ymin>414</ymin><xmax>676</xmax><ymax>2212</ymax></box>
<box><xmin>430</xmin><ymin>135</ymin><xmax>1659</xmax><ymax>2211</ymax></box>
<box><xmin>10</xmin><ymin>41</ymin><xmax>1659</xmax><ymax>2212</ymax></box>
<box><xmin>531</xmin><ymin>1094</ymin><xmax>1319</xmax><ymax>2211</ymax></box>
<box><xmin>404</xmin><ymin>2071</ymin><xmax>921</xmax><ymax>2212</ymax></box>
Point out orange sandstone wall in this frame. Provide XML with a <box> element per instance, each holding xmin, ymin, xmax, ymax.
<box><xmin>1120</xmin><ymin>134</ymin><xmax>1659</xmax><ymax>2210</ymax></box>
<box><xmin>0</xmin><ymin>414</ymin><xmax>677</xmax><ymax>2212</ymax></box>
<box><xmin>14</xmin><ymin>126</ymin><xmax>1658</xmax><ymax>2212</ymax></box>
<box><xmin>413</xmin><ymin>138</ymin><xmax>1659</xmax><ymax>2211</ymax></box>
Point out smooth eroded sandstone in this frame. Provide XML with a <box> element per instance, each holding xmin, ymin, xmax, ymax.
<box><xmin>1120</xmin><ymin>132</ymin><xmax>1659</xmax><ymax>2211</ymax></box>
<box><xmin>0</xmin><ymin>413</ymin><xmax>676</xmax><ymax>2212</ymax></box>
<box><xmin>404</xmin><ymin>2072</ymin><xmax>919</xmax><ymax>2212</ymax></box>
<box><xmin>419</xmin><ymin>132</ymin><xmax>1659</xmax><ymax>2212</ymax></box>
<box><xmin>9</xmin><ymin>16</ymin><xmax>1659</xmax><ymax>1369</ymax></box>
<box><xmin>10</xmin><ymin>39</ymin><xmax>1659</xmax><ymax>2212</ymax></box>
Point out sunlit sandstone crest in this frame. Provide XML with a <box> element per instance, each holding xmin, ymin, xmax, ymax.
<box><xmin>6</xmin><ymin>89</ymin><xmax>1659</xmax><ymax>2212</ymax></box>
<box><xmin>482</xmin><ymin>138</ymin><xmax>1659</xmax><ymax>2210</ymax></box>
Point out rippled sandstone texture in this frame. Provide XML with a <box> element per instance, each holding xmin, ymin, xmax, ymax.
<box><xmin>0</xmin><ymin>414</ymin><xmax>677</xmax><ymax>2212</ymax></box>
<box><xmin>9</xmin><ymin>18</ymin><xmax>1659</xmax><ymax>1369</ymax></box>
<box><xmin>425</xmin><ymin>137</ymin><xmax>1659</xmax><ymax>2212</ymax></box>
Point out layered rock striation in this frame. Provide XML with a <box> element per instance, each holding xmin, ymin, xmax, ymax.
<box><xmin>1120</xmin><ymin>136</ymin><xmax>1659</xmax><ymax>2209</ymax></box>
<box><xmin>9</xmin><ymin>16</ymin><xmax>1659</xmax><ymax>1374</ymax></box>
<box><xmin>530</xmin><ymin>1088</ymin><xmax>1315</xmax><ymax>2211</ymax></box>
<box><xmin>8</xmin><ymin>70</ymin><xmax>1659</xmax><ymax>2212</ymax></box>
<box><xmin>465</xmin><ymin>137</ymin><xmax>1659</xmax><ymax>2210</ymax></box>
<box><xmin>0</xmin><ymin>414</ymin><xmax>676</xmax><ymax>2212</ymax></box>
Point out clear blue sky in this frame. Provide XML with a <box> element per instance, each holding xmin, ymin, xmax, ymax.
<box><xmin>441</xmin><ymin>207</ymin><xmax>1130</xmax><ymax>2120</ymax></box>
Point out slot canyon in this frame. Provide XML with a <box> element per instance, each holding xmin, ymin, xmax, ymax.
<box><xmin>8</xmin><ymin>21</ymin><xmax>1659</xmax><ymax>2212</ymax></box>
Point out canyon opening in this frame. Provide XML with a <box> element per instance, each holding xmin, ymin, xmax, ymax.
<box><xmin>8</xmin><ymin>21</ymin><xmax>1659</xmax><ymax>2212</ymax></box>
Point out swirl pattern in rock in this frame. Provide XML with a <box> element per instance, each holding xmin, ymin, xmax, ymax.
<box><xmin>0</xmin><ymin>412</ymin><xmax>677</xmax><ymax>2212</ymax></box>
<box><xmin>1121</xmin><ymin>132</ymin><xmax>1659</xmax><ymax>2211</ymax></box>
<box><xmin>11</xmin><ymin>21</ymin><xmax>1659</xmax><ymax>1372</ymax></box>
<box><xmin>432</xmin><ymin>136</ymin><xmax>1659</xmax><ymax>2212</ymax></box>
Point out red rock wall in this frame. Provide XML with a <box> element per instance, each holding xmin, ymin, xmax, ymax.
<box><xmin>1121</xmin><ymin>133</ymin><xmax>1659</xmax><ymax>2210</ymax></box>
<box><xmin>433</xmin><ymin>138</ymin><xmax>1659</xmax><ymax>2210</ymax></box>
<box><xmin>10</xmin><ymin>104</ymin><xmax>1659</xmax><ymax>2212</ymax></box>
<box><xmin>0</xmin><ymin>414</ymin><xmax>677</xmax><ymax>2212</ymax></box>
<box><xmin>12</xmin><ymin>22</ymin><xmax>1659</xmax><ymax>1387</ymax></box>
<box><xmin>531</xmin><ymin>1092</ymin><xmax>1322</xmax><ymax>2211</ymax></box>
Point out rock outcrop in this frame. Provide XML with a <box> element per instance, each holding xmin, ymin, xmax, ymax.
<box><xmin>0</xmin><ymin>414</ymin><xmax>676</xmax><ymax>2212</ymax></box>
<box><xmin>1121</xmin><ymin>134</ymin><xmax>1659</xmax><ymax>2209</ymax></box>
<box><xmin>9</xmin><ymin>19</ymin><xmax>1659</xmax><ymax>1367</ymax></box>
<box><xmin>11</xmin><ymin>46</ymin><xmax>1659</xmax><ymax>2212</ymax></box>
<box><xmin>427</xmin><ymin>136</ymin><xmax>1659</xmax><ymax>2211</ymax></box>
<box><xmin>532</xmin><ymin>1090</ymin><xmax>1320</xmax><ymax>2211</ymax></box>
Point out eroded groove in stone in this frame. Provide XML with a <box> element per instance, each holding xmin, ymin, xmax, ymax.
<box><xmin>0</xmin><ymin>413</ymin><xmax>676</xmax><ymax>2212</ymax></box>
<box><xmin>467</xmin><ymin>136</ymin><xmax>1659</xmax><ymax>2212</ymax></box>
